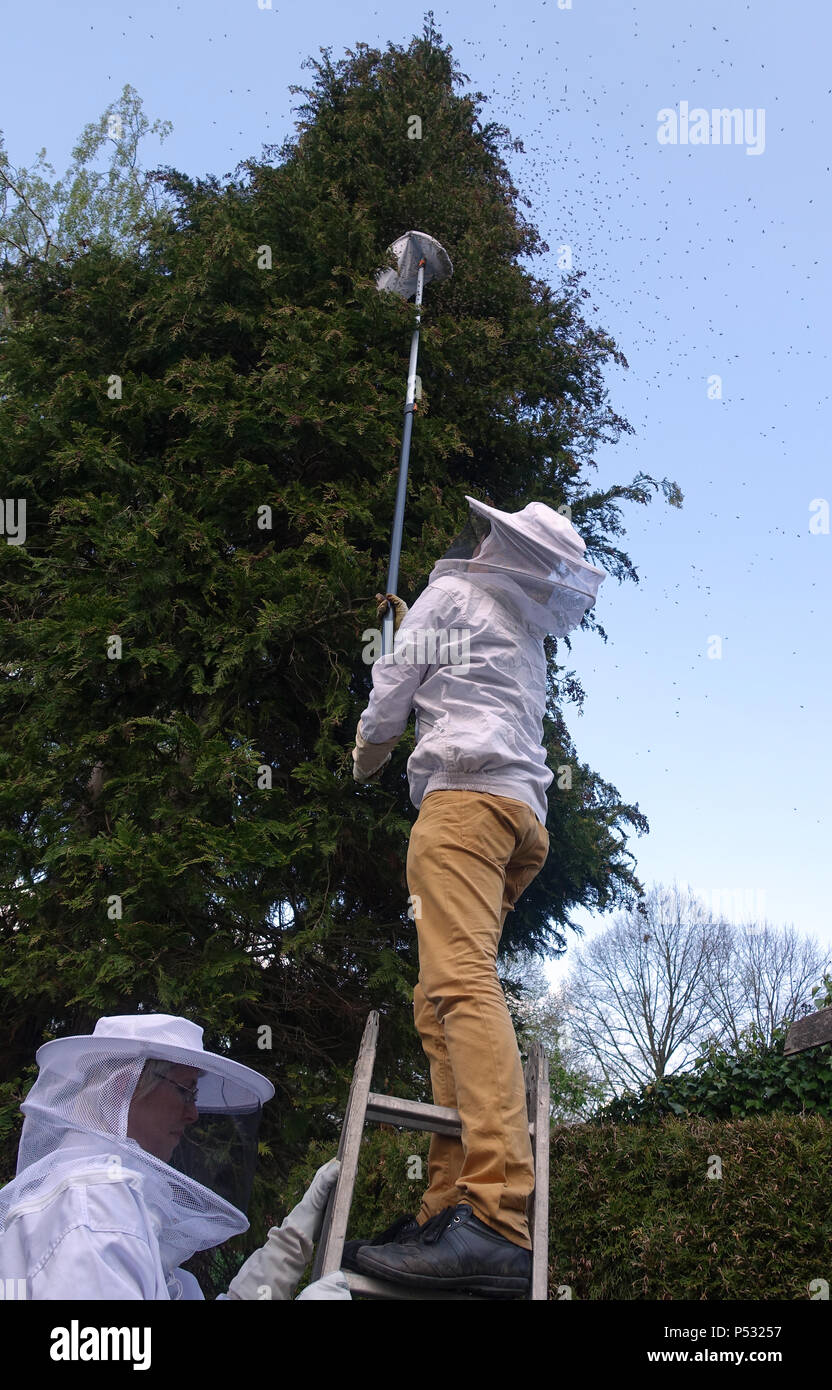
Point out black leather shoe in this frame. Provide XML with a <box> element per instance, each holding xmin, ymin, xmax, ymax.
<box><xmin>355</xmin><ymin>1203</ymin><xmax>531</xmax><ymax>1297</ymax></box>
<box><xmin>341</xmin><ymin>1212</ymin><xmax>422</xmax><ymax>1273</ymax></box>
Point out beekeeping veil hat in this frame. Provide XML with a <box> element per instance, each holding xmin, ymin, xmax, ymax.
<box><xmin>428</xmin><ymin>495</ymin><xmax>607</xmax><ymax>638</ymax></box>
<box><xmin>0</xmin><ymin>1014</ymin><xmax>274</xmax><ymax>1270</ymax></box>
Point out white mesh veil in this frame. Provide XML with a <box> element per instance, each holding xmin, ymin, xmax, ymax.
<box><xmin>428</xmin><ymin>495</ymin><xmax>607</xmax><ymax>638</ymax></box>
<box><xmin>0</xmin><ymin>1016</ymin><xmax>273</xmax><ymax>1272</ymax></box>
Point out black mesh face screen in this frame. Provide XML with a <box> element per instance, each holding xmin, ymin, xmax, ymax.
<box><xmin>441</xmin><ymin>514</ymin><xmax>491</xmax><ymax>561</ymax></box>
<box><xmin>169</xmin><ymin>1107</ymin><xmax>262</xmax><ymax>1216</ymax></box>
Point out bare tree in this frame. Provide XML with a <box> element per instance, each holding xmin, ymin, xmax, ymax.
<box><xmin>703</xmin><ymin>919</ymin><xmax>831</xmax><ymax>1049</ymax></box>
<box><xmin>499</xmin><ymin>950</ymin><xmax>609</xmax><ymax>1122</ymax></box>
<box><xmin>561</xmin><ymin>881</ymin><xmax>721</xmax><ymax>1092</ymax></box>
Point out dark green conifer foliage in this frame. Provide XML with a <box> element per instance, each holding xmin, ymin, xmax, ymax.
<box><xmin>0</xmin><ymin>15</ymin><xmax>680</xmax><ymax>1219</ymax></box>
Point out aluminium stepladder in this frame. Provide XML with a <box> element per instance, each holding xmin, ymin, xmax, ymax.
<box><xmin>310</xmin><ymin>1010</ymin><xmax>550</xmax><ymax>1300</ymax></box>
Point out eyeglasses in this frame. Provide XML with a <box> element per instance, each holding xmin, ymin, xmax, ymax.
<box><xmin>157</xmin><ymin>1075</ymin><xmax>199</xmax><ymax>1109</ymax></box>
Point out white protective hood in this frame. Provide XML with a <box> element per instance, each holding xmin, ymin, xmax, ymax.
<box><xmin>427</xmin><ymin>495</ymin><xmax>607</xmax><ymax>639</ymax></box>
<box><xmin>0</xmin><ymin>1014</ymin><xmax>274</xmax><ymax>1271</ymax></box>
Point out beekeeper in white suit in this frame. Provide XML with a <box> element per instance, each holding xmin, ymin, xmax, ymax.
<box><xmin>349</xmin><ymin>495</ymin><xmax>606</xmax><ymax>1296</ymax></box>
<box><xmin>0</xmin><ymin>1013</ymin><xmax>350</xmax><ymax>1300</ymax></box>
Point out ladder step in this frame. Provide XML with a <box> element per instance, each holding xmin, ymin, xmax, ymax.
<box><xmin>344</xmin><ymin>1270</ymin><xmax>487</xmax><ymax>1301</ymax></box>
<box><xmin>366</xmin><ymin>1092</ymin><xmax>534</xmax><ymax>1137</ymax></box>
<box><xmin>365</xmin><ymin>1092</ymin><xmax>461</xmax><ymax>1135</ymax></box>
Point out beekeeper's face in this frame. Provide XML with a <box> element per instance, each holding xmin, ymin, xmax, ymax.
<box><xmin>127</xmin><ymin>1064</ymin><xmax>200</xmax><ymax>1162</ymax></box>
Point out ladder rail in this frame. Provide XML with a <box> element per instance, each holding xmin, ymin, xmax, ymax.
<box><xmin>524</xmin><ymin>1041</ymin><xmax>551</xmax><ymax>1302</ymax></box>
<box><xmin>311</xmin><ymin>1012</ymin><xmax>379</xmax><ymax>1281</ymax></box>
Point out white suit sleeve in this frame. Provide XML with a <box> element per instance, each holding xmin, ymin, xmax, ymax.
<box><xmin>225</xmin><ymin>1209</ymin><xmax>314</xmax><ymax>1301</ymax></box>
<box><xmin>359</xmin><ymin>586</ymin><xmax>460</xmax><ymax>744</ymax></box>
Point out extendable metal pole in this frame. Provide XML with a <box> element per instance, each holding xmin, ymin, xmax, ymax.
<box><xmin>381</xmin><ymin>257</ymin><xmax>426</xmax><ymax>656</ymax></box>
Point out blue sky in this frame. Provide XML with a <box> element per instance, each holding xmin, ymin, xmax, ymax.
<box><xmin>4</xmin><ymin>0</ymin><xmax>830</xmax><ymax>980</ymax></box>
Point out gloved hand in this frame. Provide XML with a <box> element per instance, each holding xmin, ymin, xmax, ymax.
<box><xmin>375</xmin><ymin>592</ymin><xmax>409</xmax><ymax>632</ymax></box>
<box><xmin>296</xmin><ymin>1270</ymin><xmax>352</xmax><ymax>1301</ymax></box>
<box><xmin>288</xmin><ymin>1157</ymin><xmax>341</xmax><ymax>1243</ymax></box>
<box><xmin>226</xmin><ymin>1158</ymin><xmax>340</xmax><ymax>1301</ymax></box>
<box><xmin>352</xmin><ymin>719</ymin><xmax>400</xmax><ymax>784</ymax></box>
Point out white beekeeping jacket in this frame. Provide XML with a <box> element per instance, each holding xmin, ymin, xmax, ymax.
<box><xmin>0</xmin><ymin>1142</ymin><xmax>208</xmax><ymax>1299</ymax></box>
<box><xmin>359</xmin><ymin>496</ymin><xmax>606</xmax><ymax>825</ymax></box>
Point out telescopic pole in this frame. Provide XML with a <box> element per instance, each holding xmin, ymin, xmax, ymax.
<box><xmin>381</xmin><ymin>257</ymin><xmax>426</xmax><ymax>656</ymax></box>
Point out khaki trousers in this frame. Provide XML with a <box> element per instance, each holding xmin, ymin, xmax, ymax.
<box><xmin>406</xmin><ymin>790</ymin><xmax>550</xmax><ymax>1249</ymax></box>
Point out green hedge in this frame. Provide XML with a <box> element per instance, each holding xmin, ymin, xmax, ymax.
<box><xmin>283</xmin><ymin>1112</ymin><xmax>830</xmax><ymax>1300</ymax></box>
<box><xmin>593</xmin><ymin>1025</ymin><xmax>832</xmax><ymax>1126</ymax></box>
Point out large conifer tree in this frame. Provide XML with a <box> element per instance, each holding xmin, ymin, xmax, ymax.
<box><xmin>0</xmin><ymin>15</ymin><xmax>680</xmax><ymax>1219</ymax></box>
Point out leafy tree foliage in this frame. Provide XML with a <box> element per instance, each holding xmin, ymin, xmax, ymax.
<box><xmin>0</xmin><ymin>15</ymin><xmax>680</xmax><ymax>1207</ymax></box>
<box><xmin>0</xmin><ymin>83</ymin><xmax>173</xmax><ymax>269</ymax></box>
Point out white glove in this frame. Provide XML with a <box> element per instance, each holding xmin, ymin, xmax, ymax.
<box><xmin>226</xmin><ymin>1158</ymin><xmax>340</xmax><ymax>1301</ymax></box>
<box><xmin>352</xmin><ymin>720</ymin><xmax>400</xmax><ymax>784</ymax></box>
<box><xmin>375</xmin><ymin>592</ymin><xmax>409</xmax><ymax>632</ymax></box>
<box><xmin>296</xmin><ymin>1270</ymin><xmax>352</xmax><ymax>1301</ymax></box>
<box><xmin>287</xmin><ymin>1157</ymin><xmax>341</xmax><ymax>1243</ymax></box>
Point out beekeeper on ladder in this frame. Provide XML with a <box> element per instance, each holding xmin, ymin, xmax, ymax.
<box><xmin>0</xmin><ymin>1013</ymin><xmax>350</xmax><ymax>1299</ymax></box>
<box><xmin>349</xmin><ymin>495</ymin><xmax>606</xmax><ymax>1296</ymax></box>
